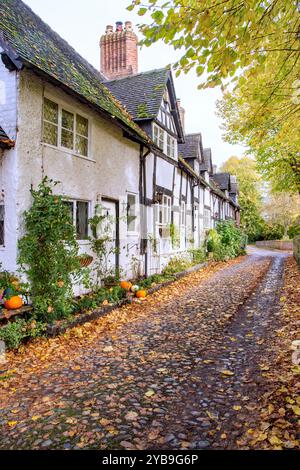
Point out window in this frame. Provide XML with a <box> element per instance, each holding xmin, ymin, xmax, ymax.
<box><xmin>166</xmin><ymin>134</ymin><xmax>175</xmax><ymax>159</ymax></box>
<box><xmin>0</xmin><ymin>203</ymin><xmax>4</xmax><ymax>246</ymax></box>
<box><xmin>180</xmin><ymin>201</ymin><xmax>186</xmax><ymax>226</ymax></box>
<box><xmin>156</xmin><ymin>195</ymin><xmax>171</xmax><ymax>227</ymax></box>
<box><xmin>204</xmin><ymin>209</ymin><xmax>211</xmax><ymax>229</ymax></box>
<box><xmin>63</xmin><ymin>199</ymin><xmax>89</xmax><ymax>240</ymax></box>
<box><xmin>153</xmin><ymin>123</ymin><xmax>177</xmax><ymax>159</ymax></box>
<box><xmin>43</xmin><ymin>98</ymin><xmax>89</xmax><ymax>157</ymax></box>
<box><xmin>127</xmin><ymin>193</ymin><xmax>137</xmax><ymax>233</ymax></box>
<box><xmin>153</xmin><ymin>124</ymin><xmax>164</xmax><ymax>150</ymax></box>
<box><xmin>43</xmin><ymin>98</ymin><xmax>58</xmax><ymax>146</ymax></box>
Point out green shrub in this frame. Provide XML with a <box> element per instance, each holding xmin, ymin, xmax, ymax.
<box><xmin>260</xmin><ymin>223</ymin><xmax>284</xmax><ymax>241</ymax></box>
<box><xmin>162</xmin><ymin>255</ymin><xmax>192</xmax><ymax>275</ymax></box>
<box><xmin>0</xmin><ymin>319</ymin><xmax>47</xmax><ymax>350</ymax></box>
<box><xmin>288</xmin><ymin>225</ymin><xmax>300</xmax><ymax>240</ymax></box>
<box><xmin>207</xmin><ymin>221</ymin><xmax>244</xmax><ymax>261</ymax></box>
<box><xmin>189</xmin><ymin>247</ymin><xmax>207</xmax><ymax>264</ymax></box>
<box><xmin>206</xmin><ymin>229</ymin><xmax>221</xmax><ymax>253</ymax></box>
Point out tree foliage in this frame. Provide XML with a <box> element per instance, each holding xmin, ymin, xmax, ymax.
<box><xmin>129</xmin><ymin>0</ymin><xmax>300</xmax><ymax>190</ymax></box>
<box><xmin>220</xmin><ymin>156</ymin><xmax>264</xmax><ymax>241</ymax></box>
<box><xmin>263</xmin><ymin>191</ymin><xmax>300</xmax><ymax>237</ymax></box>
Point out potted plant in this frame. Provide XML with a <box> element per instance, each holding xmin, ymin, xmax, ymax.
<box><xmin>77</xmin><ymin>253</ymin><xmax>94</xmax><ymax>268</ymax></box>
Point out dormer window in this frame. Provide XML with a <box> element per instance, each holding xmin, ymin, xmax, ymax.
<box><xmin>153</xmin><ymin>123</ymin><xmax>177</xmax><ymax>159</ymax></box>
<box><xmin>153</xmin><ymin>124</ymin><xmax>164</xmax><ymax>151</ymax></box>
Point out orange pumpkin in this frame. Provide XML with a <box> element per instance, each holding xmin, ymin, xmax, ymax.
<box><xmin>4</xmin><ymin>296</ymin><xmax>23</xmax><ymax>310</ymax></box>
<box><xmin>120</xmin><ymin>281</ymin><xmax>132</xmax><ymax>291</ymax></box>
<box><xmin>136</xmin><ymin>290</ymin><xmax>147</xmax><ymax>299</ymax></box>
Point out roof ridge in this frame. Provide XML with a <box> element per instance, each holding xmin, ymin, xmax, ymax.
<box><xmin>105</xmin><ymin>67</ymin><xmax>170</xmax><ymax>84</ymax></box>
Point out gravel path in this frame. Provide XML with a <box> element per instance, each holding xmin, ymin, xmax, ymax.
<box><xmin>0</xmin><ymin>249</ymin><xmax>289</xmax><ymax>450</ymax></box>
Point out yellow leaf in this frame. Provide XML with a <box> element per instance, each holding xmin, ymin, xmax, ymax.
<box><xmin>233</xmin><ymin>405</ymin><xmax>241</xmax><ymax>411</ymax></box>
<box><xmin>145</xmin><ymin>389</ymin><xmax>156</xmax><ymax>398</ymax></box>
<box><xmin>7</xmin><ymin>421</ymin><xmax>17</xmax><ymax>427</ymax></box>
<box><xmin>256</xmin><ymin>432</ymin><xmax>267</xmax><ymax>442</ymax></box>
<box><xmin>31</xmin><ymin>415</ymin><xmax>41</xmax><ymax>421</ymax></box>
<box><xmin>260</xmin><ymin>364</ymin><xmax>270</xmax><ymax>371</ymax></box>
<box><xmin>269</xmin><ymin>435</ymin><xmax>282</xmax><ymax>445</ymax></box>
<box><xmin>221</xmin><ymin>370</ymin><xmax>234</xmax><ymax>376</ymax></box>
<box><xmin>291</xmin><ymin>405</ymin><xmax>300</xmax><ymax>416</ymax></box>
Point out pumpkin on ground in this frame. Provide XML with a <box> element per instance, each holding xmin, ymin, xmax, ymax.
<box><xmin>4</xmin><ymin>296</ymin><xmax>23</xmax><ymax>310</ymax></box>
<box><xmin>131</xmin><ymin>285</ymin><xmax>140</xmax><ymax>293</ymax></box>
<box><xmin>120</xmin><ymin>281</ymin><xmax>132</xmax><ymax>291</ymax></box>
<box><xmin>136</xmin><ymin>290</ymin><xmax>147</xmax><ymax>299</ymax></box>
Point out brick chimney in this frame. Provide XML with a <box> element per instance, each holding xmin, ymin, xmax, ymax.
<box><xmin>100</xmin><ymin>21</ymin><xmax>138</xmax><ymax>80</ymax></box>
<box><xmin>177</xmin><ymin>99</ymin><xmax>185</xmax><ymax>135</ymax></box>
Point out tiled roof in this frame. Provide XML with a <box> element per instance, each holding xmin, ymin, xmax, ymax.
<box><xmin>200</xmin><ymin>148</ymin><xmax>213</xmax><ymax>173</ymax></box>
<box><xmin>178</xmin><ymin>133</ymin><xmax>202</xmax><ymax>159</ymax></box>
<box><xmin>0</xmin><ymin>125</ymin><xmax>14</xmax><ymax>148</ymax></box>
<box><xmin>211</xmin><ymin>172</ymin><xmax>231</xmax><ymax>191</ymax></box>
<box><xmin>0</xmin><ymin>0</ymin><xmax>149</xmax><ymax>143</ymax></box>
<box><xmin>105</xmin><ymin>68</ymin><xmax>170</xmax><ymax>121</ymax></box>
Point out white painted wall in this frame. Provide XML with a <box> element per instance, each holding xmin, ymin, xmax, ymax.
<box><xmin>0</xmin><ymin>55</ymin><xmax>19</xmax><ymax>272</ymax></box>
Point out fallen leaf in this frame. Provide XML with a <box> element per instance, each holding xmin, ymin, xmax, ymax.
<box><xmin>221</xmin><ymin>370</ymin><xmax>234</xmax><ymax>376</ymax></box>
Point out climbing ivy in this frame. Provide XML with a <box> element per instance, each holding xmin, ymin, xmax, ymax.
<box><xmin>18</xmin><ymin>177</ymin><xmax>81</xmax><ymax>321</ymax></box>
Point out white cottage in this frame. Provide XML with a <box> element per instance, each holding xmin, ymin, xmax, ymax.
<box><xmin>0</xmin><ymin>0</ymin><xmax>239</xmax><ymax>289</ymax></box>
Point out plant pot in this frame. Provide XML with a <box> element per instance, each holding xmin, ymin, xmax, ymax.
<box><xmin>78</xmin><ymin>255</ymin><xmax>93</xmax><ymax>267</ymax></box>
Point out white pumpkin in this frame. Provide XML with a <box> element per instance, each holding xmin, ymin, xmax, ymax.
<box><xmin>131</xmin><ymin>285</ymin><xmax>140</xmax><ymax>293</ymax></box>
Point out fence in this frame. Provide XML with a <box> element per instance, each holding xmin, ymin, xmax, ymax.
<box><xmin>294</xmin><ymin>236</ymin><xmax>300</xmax><ymax>267</ymax></box>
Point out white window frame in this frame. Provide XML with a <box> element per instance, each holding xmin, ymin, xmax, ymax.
<box><xmin>180</xmin><ymin>201</ymin><xmax>186</xmax><ymax>227</ymax></box>
<box><xmin>127</xmin><ymin>192</ymin><xmax>138</xmax><ymax>234</ymax></box>
<box><xmin>156</xmin><ymin>195</ymin><xmax>172</xmax><ymax>228</ymax></box>
<box><xmin>63</xmin><ymin>198</ymin><xmax>90</xmax><ymax>241</ymax></box>
<box><xmin>204</xmin><ymin>208</ymin><xmax>211</xmax><ymax>230</ymax></box>
<box><xmin>153</xmin><ymin>123</ymin><xmax>177</xmax><ymax>160</ymax></box>
<box><xmin>42</xmin><ymin>97</ymin><xmax>90</xmax><ymax>159</ymax></box>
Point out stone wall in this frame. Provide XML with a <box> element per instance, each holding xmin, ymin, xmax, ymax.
<box><xmin>256</xmin><ymin>240</ymin><xmax>293</xmax><ymax>251</ymax></box>
<box><xmin>294</xmin><ymin>237</ymin><xmax>300</xmax><ymax>266</ymax></box>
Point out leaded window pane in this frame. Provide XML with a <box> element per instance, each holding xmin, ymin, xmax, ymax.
<box><xmin>62</xmin><ymin>109</ymin><xmax>74</xmax><ymax>130</ymax></box>
<box><xmin>44</xmin><ymin>98</ymin><xmax>58</xmax><ymax>124</ymax></box>
<box><xmin>61</xmin><ymin>129</ymin><xmax>74</xmax><ymax>150</ymax></box>
<box><xmin>76</xmin><ymin>114</ymin><xmax>88</xmax><ymax>137</ymax></box>
<box><xmin>76</xmin><ymin>135</ymin><xmax>88</xmax><ymax>156</ymax></box>
<box><xmin>43</xmin><ymin>122</ymin><xmax>58</xmax><ymax>146</ymax></box>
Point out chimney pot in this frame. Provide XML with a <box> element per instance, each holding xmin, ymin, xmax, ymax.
<box><xmin>116</xmin><ymin>21</ymin><xmax>123</xmax><ymax>32</ymax></box>
<box><xmin>125</xmin><ymin>21</ymin><xmax>133</xmax><ymax>32</ymax></box>
<box><xmin>105</xmin><ymin>25</ymin><xmax>113</xmax><ymax>34</ymax></box>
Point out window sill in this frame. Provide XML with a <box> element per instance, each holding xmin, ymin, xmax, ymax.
<box><xmin>42</xmin><ymin>143</ymin><xmax>96</xmax><ymax>163</ymax></box>
<box><xmin>127</xmin><ymin>232</ymin><xmax>139</xmax><ymax>237</ymax></box>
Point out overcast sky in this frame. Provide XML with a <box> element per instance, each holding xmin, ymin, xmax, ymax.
<box><xmin>23</xmin><ymin>0</ymin><xmax>245</xmax><ymax>167</ymax></box>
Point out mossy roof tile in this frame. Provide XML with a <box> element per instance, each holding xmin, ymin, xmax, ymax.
<box><xmin>0</xmin><ymin>0</ymin><xmax>149</xmax><ymax>143</ymax></box>
<box><xmin>105</xmin><ymin>68</ymin><xmax>170</xmax><ymax>121</ymax></box>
